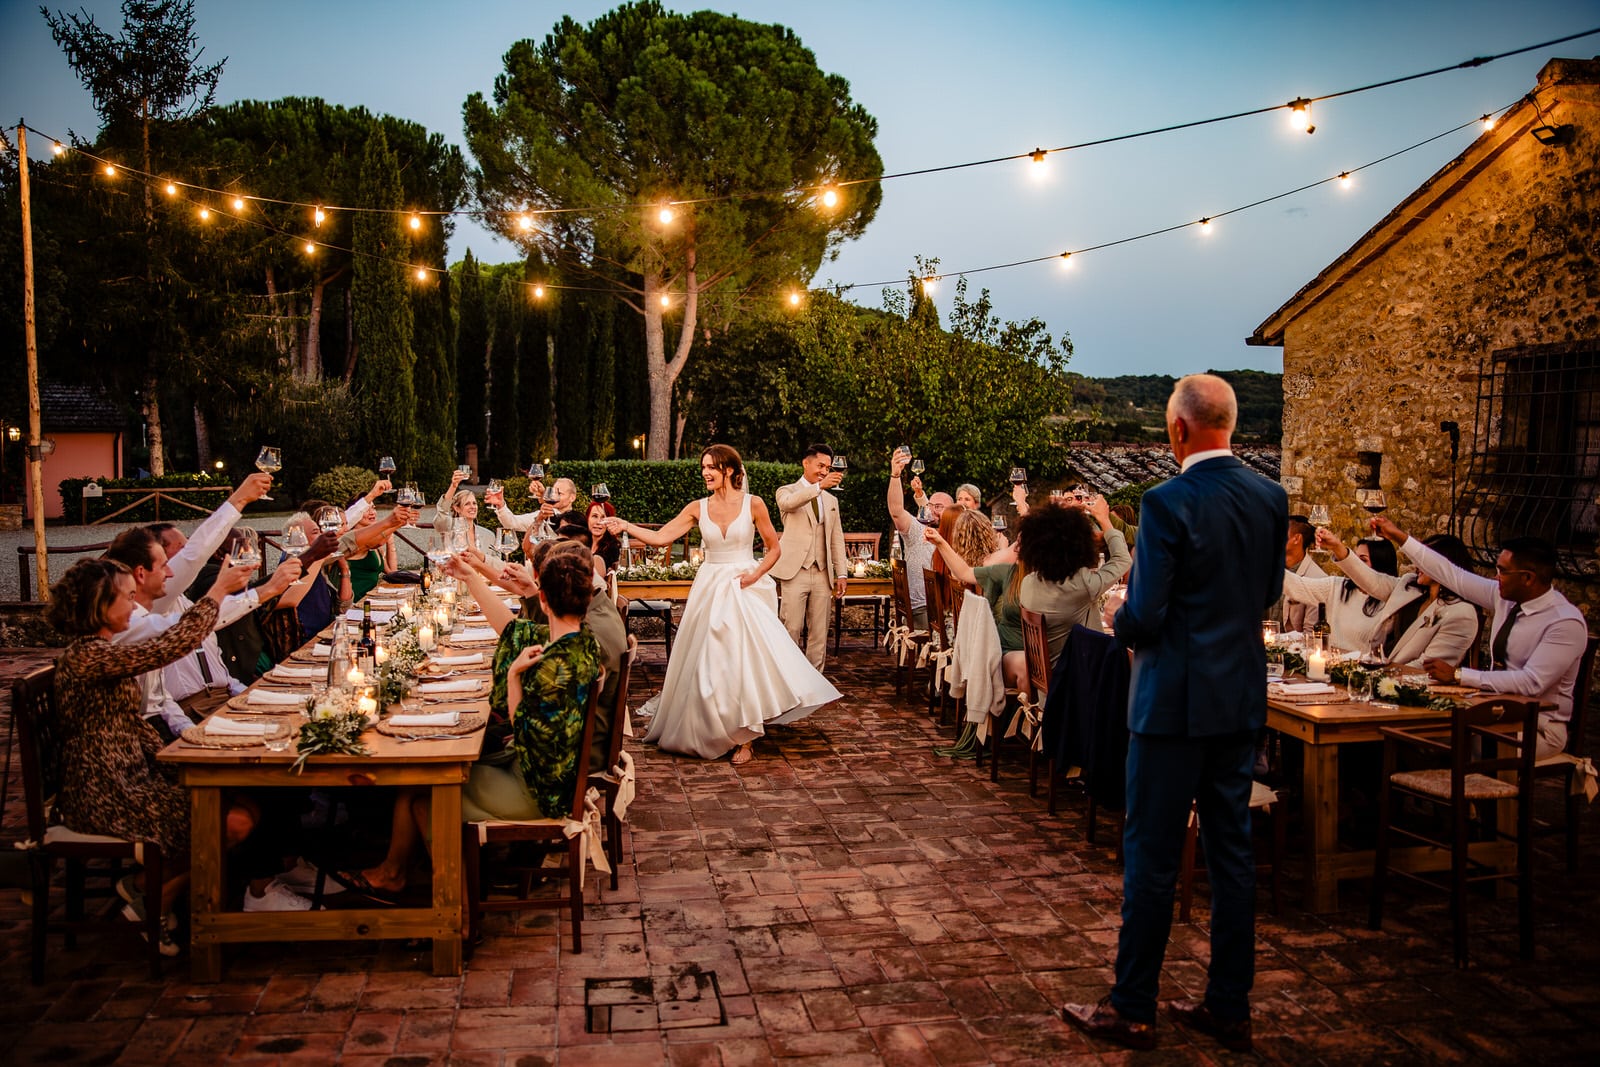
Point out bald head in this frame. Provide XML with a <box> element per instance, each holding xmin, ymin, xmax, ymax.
<box><xmin>1166</xmin><ymin>373</ymin><xmax>1236</xmax><ymax>461</ymax></box>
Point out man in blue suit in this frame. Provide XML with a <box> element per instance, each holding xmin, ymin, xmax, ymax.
<box><xmin>1064</xmin><ymin>374</ymin><xmax>1286</xmax><ymax>1052</ymax></box>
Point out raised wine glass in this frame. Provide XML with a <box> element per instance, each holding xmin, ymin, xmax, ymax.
<box><xmin>1359</xmin><ymin>489</ymin><xmax>1387</xmax><ymax>515</ymax></box>
<box><xmin>1307</xmin><ymin>503</ymin><xmax>1332</xmax><ymax>555</ymax></box>
<box><xmin>254</xmin><ymin>446</ymin><xmax>281</xmax><ymax>501</ymax></box>
<box><xmin>377</xmin><ymin>456</ymin><xmax>396</xmax><ymax>487</ymax></box>
<box><xmin>231</xmin><ymin>528</ymin><xmax>261</xmax><ymax>572</ymax></box>
<box><xmin>496</xmin><ymin>529</ymin><xmax>520</xmax><ymax>558</ymax></box>
<box><xmin>527</xmin><ymin>462</ymin><xmax>545</xmax><ymax>482</ymax></box>
<box><xmin>282</xmin><ymin>525</ymin><xmax>309</xmax><ymax>561</ymax></box>
<box><xmin>543</xmin><ymin>484</ymin><xmax>561</xmax><ymax>506</ymax></box>
<box><xmin>426</xmin><ymin>529</ymin><xmax>454</xmax><ymax>566</ymax></box>
<box><xmin>910</xmin><ymin>457</ymin><xmax>926</xmax><ymax>477</ymax></box>
<box><xmin>591</xmin><ymin>483</ymin><xmax>611</xmax><ymax>503</ymax></box>
<box><xmin>831</xmin><ymin>454</ymin><xmax>847</xmax><ymax>474</ymax></box>
<box><xmin>992</xmin><ymin>512</ymin><xmax>1008</xmax><ymax>534</ymax></box>
<box><xmin>1008</xmin><ymin>466</ymin><xmax>1027</xmax><ymax>491</ymax></box>
<box><xmin>314</xmin><ymin>506</ymin><xmax>344</xmax><ymax>556</ymax></box>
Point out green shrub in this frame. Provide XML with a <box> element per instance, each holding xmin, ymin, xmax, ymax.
<box><xmin>307</xmin><ymin>466</ymin><xmax>379</xmax><ymax>510</ymax></box>
<box><xmin>59</xmin><ymin>472</ymin><xmax>233</xmax><ymax>525</ymax></box>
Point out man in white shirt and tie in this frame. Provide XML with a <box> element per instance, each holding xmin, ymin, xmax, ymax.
<box><xmin>772</xmin><ymin>444</ymin><xmax>849</xmax><ymax>672</ymax></box>
<box><xmin>1375</xmin><ymin>518</ymin><xmax>1587</xmax><ymax>759</ymax></box>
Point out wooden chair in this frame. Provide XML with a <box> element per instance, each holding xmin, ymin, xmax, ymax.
<box><xmin>595</xmin><ymin>639</ymin><xmax>639</xmax><ymax>891</ymax></box>
<box><xmin>886</xmin><ymin>560</ymin><xmax>930</xmax><ymax>696</ymax></box>
<box><xmin>1177</xmin><ymin>781</ymin><xmax>1286</xmax><ymax>922</ymax></box>
<box><xmin>259</xmin><ymin>607</ymin><xmax>305</xmax><ymax>665</ymax></box>
<box><xmin>464</xmin><ymin>678</ymin><xmax>609</xmax><ymax>953</ymax></box>
<box><xmin>12</xmin><ymin>667</ymin><xmax>167</xmax><ymax>982</ymax></box>
<box><xmin>833</xmin><ymin>533</ymin><xmax>887</xmax><ymax>652</ymax></box>
<box><xmin>1531</xmin><ymin>632</ymin><xmax>1599</xmax><ymax>872</ymax></box>
<box><xmin>1369</xmin><ymin>696</ymin><xmax>1541</xmax><ymax>968</ymax></box>
<box><xmin>923</xmin><ymin>568</ymin><xmax>957</xmax><ymax>724</ymax></box>
<box><xmin>1019</xmin><ymin>607</ymin><xmax>1053</xmax><ymax>796</ymax></box>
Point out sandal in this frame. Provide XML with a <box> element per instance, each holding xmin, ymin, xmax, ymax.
<box><xmin>325</xmin><ymin>868</ymin><xmax>403</xmax><ymax>905</ymax></box>
<box><xmin>730</xmin><ymin>743</ymin><xmax>754</xmax><ymax>766</ymax></box>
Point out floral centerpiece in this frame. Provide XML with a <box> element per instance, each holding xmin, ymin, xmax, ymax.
<box><xmin>1266</xmin><ymin>645</ymin><xmax>1307</xmax><ymax>676</ymax></box>
<box><xmin>1328</xmin><ymin>662</ymin><xmax>1457</xmax><ymax>710</ymax></box>
<box><xmin>292</xmin><ymin>690</ymin><xmax>369</xmax><ymax>774</ymax></box>
<box><xmin>617</xmin><ymin>558</ymin><xmax>702</xmax><ymax>582</ymax></box>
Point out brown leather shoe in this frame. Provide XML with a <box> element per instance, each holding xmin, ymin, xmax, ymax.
<box><xmin>1167</xmin><ymin>999</ymin><xmax>1252</xmax><ymax>1052</ymax></box>
<box><xmin>1062</xmin><ymin>996</ymin><xmax>1157</xmax><ymax>1051</ymax></box>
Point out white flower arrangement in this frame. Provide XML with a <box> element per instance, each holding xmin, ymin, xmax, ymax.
<box><xmin>1377</xmin><ymin>677</ymin><xmax>1401</xmax><ymax>699</ymax></box>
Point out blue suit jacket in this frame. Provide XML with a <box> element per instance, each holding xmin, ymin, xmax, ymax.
<box><xmin>1113</xmin><ymin>455</ymin><xmax>1287</xmax><ymax>737</ymax></box>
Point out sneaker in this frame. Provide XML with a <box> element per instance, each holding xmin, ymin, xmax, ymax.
<box><xmin>120</xmin><ymin>897</ymin><xmax>181</xmax><ymax>957</ymax></box>
<box><xmin>243</xmin><ymin>878</ymin><xmax>314</xmax><ymax>912</ymax></box>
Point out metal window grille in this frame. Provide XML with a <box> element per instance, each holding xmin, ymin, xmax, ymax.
<box><xmin>1453</xmin><ymin>341</ymin><xmax>1600</xmax><ymax>579</ymax></box>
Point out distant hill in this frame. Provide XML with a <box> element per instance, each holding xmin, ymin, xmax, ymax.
<box><xmin>1062</xmin><ymin>369</ymin><xmax>1281</xmax><ymax>443</ymax></box>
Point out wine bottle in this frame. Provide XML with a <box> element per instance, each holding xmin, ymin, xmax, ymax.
<box><xmin>420</xmin><ymin>556</ymin><xmax>433</xmax><ymax>594</ymax></box>
<box><xmin>358</xmin><ymin>601</ymin><xmax>375</xmax><ymax>671</ymax></box>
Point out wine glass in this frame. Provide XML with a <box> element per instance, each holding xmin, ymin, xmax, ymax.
<box><xmin>991</xmin><ymin>513</ymin><xmax>1007</xmax><ymax>534</ymax></box>
<box><xmin>231</xmin><ymin>528</ymin><xmax>261</xmax><ymax>572</ymax></box>
<box><xmin>830</xmin><ymin>454</ymin><xmax>848</xmax><ymax>474</ymax></box>
<box><xmin>543</xmin><ymin>484</ymin><xmax>560</xmax><ymax>507</ymax></box>
<box><xmin>282</xmin><ymin>525</ymin><xmax>309</xmax><ymax>560</ymax></box>
<box><xmin>426</xmin><ymin>529</ymin><xmax>454</xmax><ymax>566</ymax></box>
<box><xmin>377</xmin><ymin>456</ymin><xmax>396</xmax><ymax>488</ymax></box>
<box><xmin>1008</xmin><ymin>466</ymin><xmax>1027</xmax><ymax>487</ymax></box>
<box><xmin>1307</xmin><ymin>503</ymin><xmax>1331</xmax><ymax>527</ymax></box>
<box><xmin>910</xmin><ymin>457</ymin><xmax>926</xmax><ymax>477</ymax></box>
<box><xmin>917</xmin><ymin>504</ymin><xmax>933</xmax><ymax>524</ymax></box>
<box><xmin>254</xmin><ymin>446</ymin><xmax>281</xmax><ymax>501</ymax></box>
<box><xmin>314</xmin><ymin>505</ymin><xmax>344</xmax><ymax>556</ymax></box>
<box><xmin>496</xmin><ymin>529</ymin><xmax>519</xmax><ymax>558</ymax></box>
<box><xmin>486</xmin><ymin>477</ymin><xmax>503</xmax><ymax>497</ymax></box>
<box><xmin>591</xmin><ymin>483</ymin><xmax>611</xmax><ymax>503</ymax></box>
<box><xmin>527</xmin><ymin>462</ymin><xmax>545</xmax><ymax>482</ymax></box>
<box><xmin>1358</xmin><ymin>489</ymin><xmax>1387</xmax><ymax>515</ymax></box>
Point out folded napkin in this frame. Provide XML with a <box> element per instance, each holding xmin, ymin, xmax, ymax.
<box><xmin>453</xmin><ymin>627</ymin><xmax>498</xmax><ymax>642</ymax></box>
<box><xmin>430</xmin><ymin>652</ymin><xmax>484</xmax><ymax>667</ymax></box>
<box><xmin>247</xmin><ymin>689</ymin><xmax>309</xmax><ymax>706</ymax></box>
<box><xmin>389</xmin><ymin>709</ymin><xmax>461</xmax><ymax>727</ymax></box>
<box><xmin>206</xmin><ymin>715</ymin><xmax>272</xmax><ymax>736</ymax></box>
<box><xmin>461</xmin><ymin>613</ymin><xmax>488</xmax><ymax>624</ymax></box>
<box><xmin>1277</xmin><ymin>631</ymin><xmax>1304</xmax><ymax>643</ymax></box>
<box><xmin>310</xmin><ymin>643</ymin><xmax>331</xmax><ymax>658</ymax></box>
<box><xmin>416</xmin><ymin>678</ymin><xmax>480</xmax><ymax>694</ymax></box>
<box><xmin>345</xmin><ymin>608</ymin><xmax>396</xmax><ymax>625</ymax></box>
<box><xmin>1274</xmin><ymin>682</ymin><xmax>1337</xmax><ymax>696</ymax></box>
<box><xmin>269</xmin><ymin>665</ymin><xmax>324</xmax><ymax>680</ymax></box>
<box><xmin>366</xmin><ymin>599</ymin><xmax>401</xmax><ymax>610</ymax></box>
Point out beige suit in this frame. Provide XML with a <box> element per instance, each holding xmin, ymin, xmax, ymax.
<box><xmin>772</xmin><ymin>477</ymin><xmax>848</xmax><ymax>671</ymax></box>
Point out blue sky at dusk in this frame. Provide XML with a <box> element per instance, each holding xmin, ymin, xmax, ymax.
<box><xmin>3</xmin><ymin>1</ymin><xmax>1595</xmax><ymax>377</ymax></box>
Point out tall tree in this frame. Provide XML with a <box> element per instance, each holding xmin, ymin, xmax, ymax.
<box><xmin>412</xmin><ymin>265</ymin><xmax>456</xmax><ymax>487</ymax></box>
<box><xmin>464</xmin><ymin>1</ymin><xmax>882</xmax><ymax>458</ymax></box>
<box><xmin>43</xmin><ymin>0</ymin><xmax>225</xmax><ymax>474</ymax></box>
<box><xmin>551</xmin><ymin>287</ymin><xmax>593</xmax><ymax>458</ymax></box>
<box><xmin>350</xmin><ymin>128</ymin><xmax>416</xmax><ymax>470</ymax></box>
<box><xmin>454</xmin><ymin>251</ymin><xmax>487</xmax><ymax>463</ymax></box>
<box><xmin>486</xmin><ymin>274</ymin><xmax>521</xmax><ymax>474</ymax></box>
<box><xmin>518</xmin><ymin>256</ymin><xmax>554</xmax><ymax>465</ymax></box>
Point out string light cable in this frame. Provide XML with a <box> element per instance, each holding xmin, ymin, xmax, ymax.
<box><xmin>16</xmin><ymin>24</ymin><xmax>1595</xmax><ymax>228</ymax></box>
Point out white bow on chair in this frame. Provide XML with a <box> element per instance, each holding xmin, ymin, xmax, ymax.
<box><xmin>926</xmin><ymin>647</ymin><xmax>955</xmax><ymax>690</ymax></box>
<box><xmin>606</xmin><ymin>751</ymin><xmax>638</xmax><ymax>821</ymax></box>
<box><xmin>883</xmin><ymin>624</ymin><xmax>928</xmax><ymax>666</ymax></box>
<box><xmin>473</xmin><ymin>787</ymin><xmax>612</xmax><ymax>890</ymax></box>
<box><xmin>1004</xmin><ymin>693</ymin><xmax>1045</xmax><ymax>752</ymax></box>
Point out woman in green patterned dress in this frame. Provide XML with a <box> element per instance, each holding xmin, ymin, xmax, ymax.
<box><xmin>341</xmin><ymin>546</ymin><xmax>602</xmax><ymax>899</ymax></box>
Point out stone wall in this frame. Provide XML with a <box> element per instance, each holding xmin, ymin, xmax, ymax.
<box><xmin>1276</xmin><ymin>59</ymin><xmax>1600</xmax><ymax>618</ymax></box>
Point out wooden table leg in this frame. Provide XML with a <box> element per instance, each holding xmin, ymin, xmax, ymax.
<box><xmin>189</xmin><ymin>785</ymin><xmax>224</xmax><ymax>981</ymax></box>
<box><xmin>431</xmin><ymin>781</ymin><xmax>463</xmax><ymax>976</ymax></box>
<box><xmin>1302</xmin><ymin>743</ymin><xmax>1341</xmax><ymax>913</ymax></box>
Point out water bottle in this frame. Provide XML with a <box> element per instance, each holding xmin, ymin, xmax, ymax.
<box><xmin>325</xmin><ymin>618</ymin><xmax>350</xmax><ymax>690</ymax></box>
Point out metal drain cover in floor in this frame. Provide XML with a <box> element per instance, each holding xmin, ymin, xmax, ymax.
<box><xmin>586</xmin><ymin>964</ymin><xmax>724</xmax><ymax>1033</ymax></box>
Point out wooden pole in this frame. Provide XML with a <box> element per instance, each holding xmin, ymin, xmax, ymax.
<box><xmin>17</xmin><ymin>123</ymin><xmax>50</xmax><ymax>601</ymax></box>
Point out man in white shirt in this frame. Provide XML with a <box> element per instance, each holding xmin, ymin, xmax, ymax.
<box><xmin>887</xmin><ymin>449</ymin><xmax>935</xmax><ymax>631</ymax></box>
<box><xmin>1376</xmin><ymin>518</ymin><xmax>1588</xmax><ymax>759</ymax></box>
<box><xmin>485</xmin><ymin>476</ymin><xmax>577</xmax><ymax>535</ymax></box>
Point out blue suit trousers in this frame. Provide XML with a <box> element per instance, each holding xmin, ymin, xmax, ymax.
<box><xmin>1112</xmin><ymin>730</ymin><xmax>1257</xmax><ymax>1023</ymax></box>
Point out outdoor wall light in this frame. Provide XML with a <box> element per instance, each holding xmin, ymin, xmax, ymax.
<box><xmin>1529</xmin><ymin>124</ymin><xmax>1573</xmax><ymax>146</ymax></box>
<box><xmin>6</xmin><ymin>426</ymin><xmax>19</xmax><ymax>442</ymax></box>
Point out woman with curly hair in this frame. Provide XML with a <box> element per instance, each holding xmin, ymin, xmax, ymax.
<box><xmin>925</xmin><ymin>519</ymin><xmax>1028</xmax><ymax>689</ymax></box>
<box><xmin>1018</xmin><ymin>494</ymin><xmax>1132</xmax><ymax>661</ymax></box>
<box><xmin>47</xmin><ymin>555</ymin><xmax>257</xmax><ymax>951</ymax></box>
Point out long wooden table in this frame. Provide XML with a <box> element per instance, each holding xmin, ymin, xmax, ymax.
<box><xmin>158</xmin><ymin>597</ymin><xmax>491</xmax><ymax>981</ymax></box>
<box><xmin>1266</xmin><ymin>690</ymin><xmax>1519</xmax><ymax>912</ymax></box>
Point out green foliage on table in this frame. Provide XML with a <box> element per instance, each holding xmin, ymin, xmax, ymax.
<box><xmin>1266</xmin><ymin>646</ymin><xmax>1307</xmax><ymax>675</ymax></box>
<box><xmin>291</xmin><ymin>709</ymin><xmax>369</xmax><ymax>775</ymax></box>
<box><xmin>463</xmin><ymin>1</ymin><xmax>883</xmax><ymax>460</ymax></box>
<box><xmin>58</xmin><ymin>472</ymin><xmax>233</xmax><ymax>524</ymax></box>
<box><xmin>1327</xmin><ymin>662</ymin><xmax>1456</xmax><ymax>709</ymax></box>
<box><xmin>352</xmin><ymin>128</ymin><xmax>418</xmax><ymax>476</ymax></box>
<box><xmin>308</xmin><ymin>466</ymin><xmax>378</xmax><ymax>510</ymax></box>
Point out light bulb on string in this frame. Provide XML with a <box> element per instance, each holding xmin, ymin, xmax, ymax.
<box><xmin>1481</xmin><ymin>114</ymin><xmax>1497</xmax><ymax>131</ymax></box>
<box><xmin>164</xmin><ymin>182</ymin><xmax>177</xmax><ymax>197</ymax></box>
<box><xmin>304</xmin><ymin>242</ymin><xmax>316</xmax><ymax>255</ymax></box>
<box><xmin>313</xmin><ymin>206</ymin><xmax>325</xmax><ymax>225</ymax></box>
<box><xmin>1198</xmin><ymin>217</ymin><xmax>1213</xmax><ymax>233</ymax></box>
<box><xmin>232</xmin><ymin>197</ymin><xmax>245</xmax><ymax>212</ymax></box>
<box><xmin>408</xmin><ymin>214</ymin><xmax>422</xmax><ymax>231</ymax></box>
<box><xmin>532</xmin><ymin>284</ymin><xmax>545</xmax><ymax>299</ymax></box>
<box><xmin>102</xmin><ymin>163</ymin><xmax>116</xmax><ymax>177</ymax></box>
<box><xmin>787</xmin><ymin>290</ymin><xmax>803</xmax><ymax>307</ymax></box>
<box><xmin>51</xmin><ymin>142</ymin><xmax>65</xmax><ymax>156</ymax></box>
<box><xmin>415</xmin><ymin>267</ymin><xmax>428</xmax><ymax>281</ymax></box>
<box><xmin>1058</xmin><ymin>252</ymin><xmax>1073</xmax><ymax>270</ymax></box>
<box><xmin>657</xmin><ymin>204</ymin><xmax>675</xmax><ymax>225</ymax></box>
<box><xmin>1287</xmin><ymin>98</ymin><xmax>1314</xmax><ymax>134</ymax></box>
<box><xmin>659</xmin><ymin>294</ymin><xmax>671</xmax><ymax>308</ymax></box>
<box><xmin>921</xmin><ymin>276</ymin><xmax>938</xmax><ymax>295</ymax></box>
<box><xmin>198</xmin><ymin>207</ymin><xmax>211</xmax><ymax>221</ymax></box>
<box><xmin>517</xmin><ymin>213</ymin><xmax>534</xmax><ymax>232</ymax></box>
<box><xmin>1029</xmin><ymin>148</ymin><xmax>1049</xmax><ymax>180</ymax></box>
<box><xmin>1338</xmin><ymin>171</ymin><xmax>1352</xmax><ymax>189</ymax></box>
<box><xmin>819</xmin><ymin>187</ymin><xmax>839</xmax><ymax>210</ymax></box>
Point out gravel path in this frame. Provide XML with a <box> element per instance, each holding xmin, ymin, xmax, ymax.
<box><xmin>1</xmin><ymin>509</ymin><xmax>436</xmax><ymax>602</ymax></box>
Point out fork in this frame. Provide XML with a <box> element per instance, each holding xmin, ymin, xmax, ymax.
<box><xmin>398</xmin><ymin>733</ymin><xmax>469</xmax><ymax>742</ymax></box>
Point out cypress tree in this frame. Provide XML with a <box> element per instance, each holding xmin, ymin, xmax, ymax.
<box><xmin>455</xmin><ymin>251</ymin><xmax>487</xmax><ymax>463</ymax></box>
<box><xmin>589</xmin><ymin>292</ymin><xmax>616</xmax><ymax>459</ymax></box>
<box><xmin>350</xmin><ymin>128</ymin><xmax>417</xmax><ymax>470</ymax></box>
<box><xmin>519</xmin><ymin>259</ymin><xmax>554</xmax><ymax>464</ymax></box>
<box><xmin>552</xmin><ymin>288</ymin><xmax>593</xmax><ymax>457</ymax></box>
<box><xmin>411</xmin><ymin>269</ymin><xmax>455</xmax><ymax>487</ymax></box>
<box><xmin>487</xmin><ymin>275</ymin><xmax>521</xmax><ymax>475</ymax></box>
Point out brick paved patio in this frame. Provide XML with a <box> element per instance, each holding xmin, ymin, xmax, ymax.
<box><xmin>1</xmin><ymin>642</ymin><xmax>1596</xmax><ymax>1065</ymax></box>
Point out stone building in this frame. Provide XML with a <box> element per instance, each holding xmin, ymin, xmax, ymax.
<box><xmin>1249</xmin><ymin>57</ymin><xmax>1600</xmax><ymax>615</ymax></box>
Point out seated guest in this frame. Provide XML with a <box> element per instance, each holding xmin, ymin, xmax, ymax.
<box><xmin>927</xmin><ymin>506</ymin><xmax>964</xmax><ymax>577</ymax></box>
<box><xmin>947</xmin><ymin>507</ymin><xmax>1001</xmax><ymax>569</ymax></box>
<box><xmin>925</xmin><ymin>522</ymin><xmax>1026</xmax><ymax>689</ymax></box>
<box><xmin>340</xmin><ymin>547</ymin><xmax>604</xmax><ymax>900</ymax></box>
<box><xmin>341</xmin><ymin>475</ymin><xmax>394</xmax><ymax>527</ymax></box>
<box><xmin>887</xmin><ymin>449</ymin><xmax>936</xmax><ymax>630</ymax></box>
<box><xmin>1316</xmin><ymin>527</ymin><xmax>1479</xmax><ymax>668</ymax></box>
<box><xmin>1281</xmin><ymin>532</ymin><xmax>1420</xmax><ymax>656</ymax></box>
<box><xmin>342</xmin><ymin>493</ymin><xmax>399</xmax><ymax>601</ymax></box>
<box><xmin>47</xmin><ymin>557</ymin><xmax>261</xmax><ymax>951</ymax></box>
<box><xmin>283</xmin><ymin>507</ymin><xmax>351</xmax><ymax>636</ymax></box>
<box><xmin>587</xmin><ymin>500</ymin><xmax>622</xmax><ymax>574</ymax></box>
<box><xmin>1277</xmin><ymin>519</ymin><xmax>1322</xmax><ymax>632</ymax></box>
<box><xmin>433</xmin><ymin>470</ymin><xmax>497</xmax><ymax>554</ymax></box>
<box><xmin>908</xmin><ymin>474</ymin><xmax>955</xmax><ymax>525</ymax></box>
<box><xmin>955</xmin><ymin>483</ymin><xmax>985</xmax><ymax>512</ymax></box>
<box><xmin>1018</xmin><ymin>494</ymin><xmax>1132</xmax><ymax>661</ymax></box>
<box><xmin>1374</xmin><ymin>517</ymin><xmax>1587</xmax><ymax>759</ymax></box>
<box><xmin>486</xmin><ymin>474</ymin><xmax>578</xmax><ymax>536</ymax></box>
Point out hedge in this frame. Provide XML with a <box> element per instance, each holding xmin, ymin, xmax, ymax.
<box><xmin>58</xmin><ymin>473</ymin><xmax>234</xmax><ymax>525</ymax></box>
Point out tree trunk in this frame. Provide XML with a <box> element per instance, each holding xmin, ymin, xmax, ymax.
<box><xmin>145</xmin><ymin>373</ymin><xmax>165</xmax><ymax>476</ymax></box>
<box><xmin>193</xmin><ymin>402</ymin><xmax>211</xmax><ymax>467</ymax></box>
<box><xmin>306</xmin><ymin>272</ymin><xmax>327</xmax><ymax>379</ymax></box>
<box><xmin>641</xmin><ymin>252</ymin><xmax>699</xmax><ymax>461</ymax></box>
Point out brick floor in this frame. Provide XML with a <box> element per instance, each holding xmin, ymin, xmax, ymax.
<box><xmin>1</xmin><ymin>642</ymin><xmax>1597</xmax><ymax>1064</ymax></box>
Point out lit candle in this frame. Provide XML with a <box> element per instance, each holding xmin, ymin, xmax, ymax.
<box><xmin>418</xmin><ymin>624</ymin><xmax>435</xmax><ymax>651</ymax></box>
<box><xmin>1262</xmin><ymin>624</ymin><xmax>1276</xmax><ymax>646</ymax></box>
<box><xmin>433</xmin><ymin>606</ymin><xmax>450</xmax><ymax>629</ymax></box>
<box><xmin>1307</xmin><ymin>649</ymin><xmax>1328</xmax><ymax>682</ymax></box>
<box><xmin>440</xmin><ymin>587</ymin><xmax>456</xmax><ymax>606</ymax></box>
<box><xmin>357</xmin><ymin>694</ymin><xmax>378</xmax><ymax>717</ymax></box>
<box><xmin>398</xmin><ymin>600</ymin><xmax>414</xmax><ymax>621</ymax></box>
<box><xmin>346</xmin><ymin>666</ymin><xmax>365</xmax><ymax>687</ymax></box>
<box><xmin>374</xmin><ymin>644</ymin><xmax>389</xmax><ymax>665</ymax></box>
<box><xmin>854</xmin><ymin>560</ymin><xmax>866</xmax><ymax>578</ymax></box>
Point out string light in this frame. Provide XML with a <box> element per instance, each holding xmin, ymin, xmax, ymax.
<box><xmin>232</xmin><ymin>197</ymin><xmax>245</xmax><ymax>211</ymax></box>
<box><xmin>313</xmin><ymin>206</ymin><xmax>325</xmax><ymax>225</ymax></box>
<box><xmin>51</xmin><ymin>141</ymin><xmax>64</xmax><ymax>156</ymax></box>
<box><xmin>1481</xmin><ymin>113</ymin><xmax>1497</xmax><ymax>130</ymax></box>
<box><xmin>787</xmin><ymin>291</ymin><xmax>803</xmax><ymax>307</ymax></box>
<box><xmin>414</xmin><ymin>267</ymin><xmax>428</xmax><ymax>281</ymax></box>
<box><xmin>1288</xmin><ymin>98</ymin><xmax>1315</xmax><ymax>134</ymax></box>
<box><xmin>659</xmin><ymin>293</ymin><xmax>671</xmax><ymax>308</ymax></box>
<box><xmin>102</xmin><ymin>164</ymin><xmax>115</xmax><ymax>177</ymax></box>
<box><xmin>304</xmin><ymin>242</ymin><xmax>316</xmax><ymax>255</ymax></box>
<box><xmin>408</xmin><ymin>214</ymin><xmax>422</xmax><ymax>231</ymax></box>
<box><xmin>198</xmin><ymin>207</ymin><xmax>210</xmax><ymax>221</ymax></box>
<box><xmin>1198</xmin><ymin>217</ymin><xmax>1213</xmax><ymax>232</ymax></box>
<box><xmin>819</xmin><ymin>188</ymin><xmax>839</xmax><ymax>209</ymax></box>
<box><xmin>517</xmin><ymin>213</ymin><xmax>534</xmax><ymax>231</ymax></box>
<box><xmin>657</xmin><ymin>205</ymin><xmax>675</xmax><ymax>225</ymax></box>
<box><xmin>532</xmin><ymin>284</ymin><xmax>545</xmax><ymax>298</ymax></box>
<box><xmin>164</xmin><ymin>182</ymin><xmax>177</xmax><ymax>196</ymax></box>
<box><xmin>921</xmin><ymin>276</ymin><xmax>938</xmax><ymax>295</ymax></box>
<box><xmin>1029</xmin><ymin>148</ymin><xmax>1048</xmax><ymax>165</ymax></box>
<box><xmin>1338</xmin><ymin>171</ymin><xmax>1352</xmax><ymax>188</ymax></box>
<box><xmin>1058</xmin><ymin>252</ymin><xmax>1073</xmax><ymax>269</ymax></box>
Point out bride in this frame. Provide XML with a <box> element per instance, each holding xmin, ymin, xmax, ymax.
<box><xmin>607</xmin><ymin>444</ymin><xmax>841</xmax><ymax>764</ymax></box>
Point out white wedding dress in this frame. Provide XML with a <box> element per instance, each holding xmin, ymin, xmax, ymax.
<box><xmin>642</xmin><ymin>493</ymin><xmax>841</xmax><ymax>759</ymax></box>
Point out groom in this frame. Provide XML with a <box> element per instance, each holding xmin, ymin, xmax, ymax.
<box><xmin>773</xmin><ymin>443</ymin><xmax>849</xmax><ymax>673</ymax></box>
